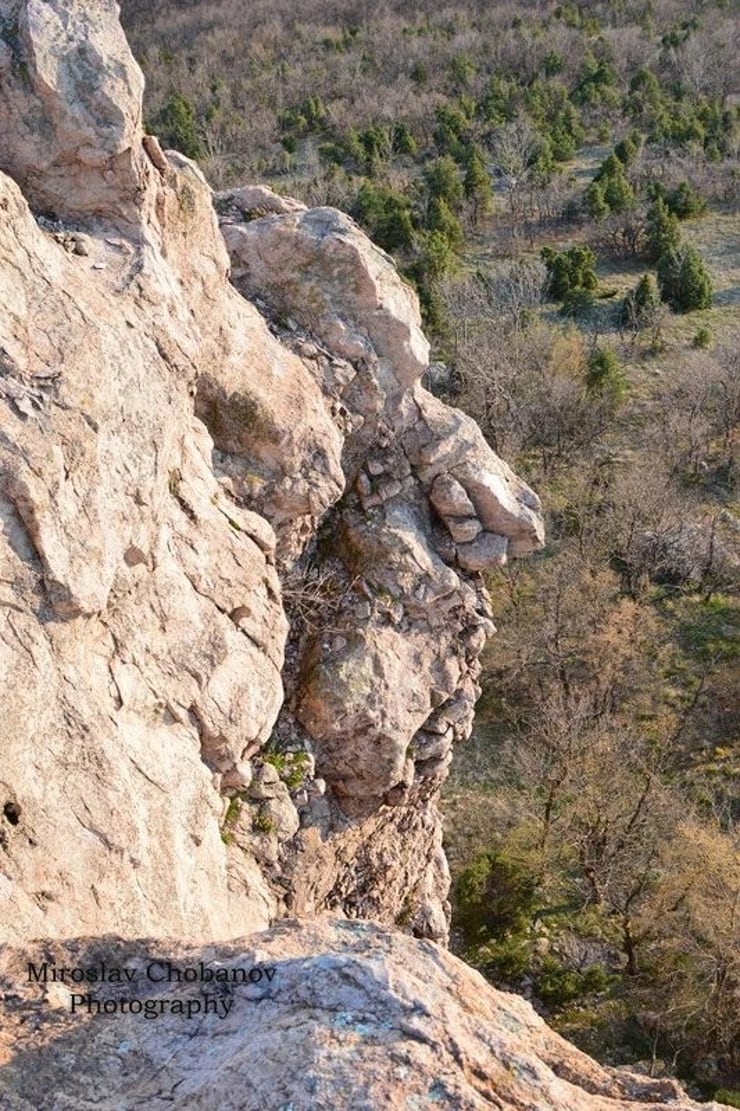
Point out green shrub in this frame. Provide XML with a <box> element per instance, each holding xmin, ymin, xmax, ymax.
<box><xmin>645</xmin><ymin>198</ymin><xmax>681</xmax><ymax>262</ymax></box>
<box><xmin>714</xmin><ymin>1091</ymin><xmax>740</xmax><ymax>1109</ymax></box>
<box><xmin>410</xmin><ymin>230</ymin><xmax>457</xmax><ymax>283</ymax></box>
<box><xmin>353</xmin><ymin>181</ymin><xmax>415</xmax><ymax>252</ymax></box>
<box><xmin>543</xmin><ymin>50</ymin><xmax>564</xmax><ymax>76</ymax></box>
<box><xmin>223</xmin><ymin>796</ymin><xmax>242</xmax><ymax>827</ymax></box>
<box><xmin>535</xmin><ymin>958</ymin><xmax>611</xmax><ymax>1008</ymax></box>
<box><xmin>572</xmin><ymin>52</ymin><xmax>619</xmax><ymax>108</ymax></box>
<box><xmin>454</xmin><ymin>850</ymin><xmax>537</xmax><ymax>945</ymax></box>
<box><xmin>614</xmin><ymin>132</ymin><xmax>639</xmax><ymax>166</ymax></box>
<box><xmin>424</xmin><ymin>155</ymin><xmax>464</xmax><ymax>210</ymax></box>
<box><xmin>262</xmin><ymin>750</ymin><xmax>311</xmax><ymax>791</ymax></box>
<box><xmin>478</xmin><ymin>74</ymin><xmax>517</xmax><ymax>124</ymax></box>
<box><xmin>358</xmin><ymin>122</ymin><xmax>392</xmax><ymax>173</ymax></box>
<box><xmin>525</xmin><ymin>79</ymin><xmax>584</xmax><ymax>162</ymax></box>
<box><xmin>657</xmin><ymin>246</ymin><xmax>713</xmax><ymax>312</ymax></box>
<box><xmin>666</xmin><ymin>180</ymin><xmax>706</xmax><ymax>220</ymax></box>
<box><xmin>152</xmin><ymin>91</ymin><xmax>203</xmax><ymax>160</ymax></box>
<box><xmin>434</xmin><ymin>103</ymin><xmax>470</xmax><ymax>157</ymax></box>
<box><xmin>477</xmin><ymin>935</ymin><xmax>533</xmax><ymax>981</ymax></box>
<box><xmin>448</xmin><ymin>54</ymin><xmax>476</xmax><ymax>91</ymax></box>
<box><xmin>586</xmin><ymin>345</ymin><xmax>628</xmax><ymax>405</ymax></box>
<box><xmin>620</xmin><ymin>273</ymin><xmax>660</xmax><ymax>331</ymax></box>
<box><xmin>541</xmin><ymin>245</ymin><xmax>598</xmax><ymax>303</ymax></box>
<box><xmin>426</xmin><ymin>195</ymin><xmax>464</xmax><ymax>249</ymax></box>
<box><xmin>626</xmin><ymin>68</ymin><xmax>664</xmax><ymax>128</ymax></box>
<box><xmin>560</xmin><ymin>289</ymin><xmax>596</xmax><ymax>318</ymax></box>
<box><xmin>585</xmin><ymin>180</ymin><xmax>609</xmax><ymax>220</ymax></box>
<box><xmin>463</xmin><ymin>145</ymin><xmax>493</xmax><ymax>218</ymax></box>
<box><xmin>692</xmin><ymin>325</ymin><xmax>712</xmax><ymax>349</ymax></box>
<box><xmin>252</xmin><ymin>808</ymin><xmax>276</xmax><ymax>835</ymax></box>
<box><xmin>392</xmin><ymin>122</ymin><xmax>417</xmax><ymax>156</ymax></box>
<box><xmin>589</xmin><ymin>153</ymin><xmax>635</xmax><ymax>215</ymax></box>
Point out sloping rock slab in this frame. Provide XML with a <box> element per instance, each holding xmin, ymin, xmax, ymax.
<box><xmin>0</xmin><ymin>919</ymin><xmax>727</xmax><ymax>1111</ymax></box>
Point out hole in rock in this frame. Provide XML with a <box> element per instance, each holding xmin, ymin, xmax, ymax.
<box><xmin>3</xmin><ymin>801</ymin><xmax>20</xmax><ymax>826</ymax></box>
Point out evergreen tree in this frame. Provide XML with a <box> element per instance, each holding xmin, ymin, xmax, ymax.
<box><xmin>586</xmin><ymin>345</ymin><xmax>628</xmax><ymax>405</ymax></box>
<box><xmin>424</xmin><ymin>155</ymin><xmax>464</xmax><ymax>210</ymax></box>
<box><xmin>353</xmin><ymin>182</ymin><xmax>415</xmax><ymax>252</ymax></box>
<box><xmin>614</xmin><ymin>131</ymin><xmax>639</xmax><ymax>166</ymax></box>
<box><xmin>620</xmin><ymin>273</ymin><xmax>660</xmax><ymax>331</ymax></box>
<box><xmin>657</xmin><ymin>246</ymin><xmax>713</xmax><ymax>312</ymax></box>
<box><xmin>586</xmin><ymin>151</ymin><xmax>636</xmax><ymax>218</ymax></box>
<box><xmin>154</xmin><ymin>92</ymin><xmax>203</xmax><ymax>160</ymax></box>
<box><xmin>585</xmin><ymin>180</ymin><xmax>609</xmax><ymax>220</ymax></box>
<box><xmin>666</xmin><ymin>180</ymin><xmax>706</xmax><ymax>220</ymax></box>
<box><xmin>427</xmin><ymin>196</ymin><xmax>464</xmax><ymax>249</ymax></box>
<box><xmin>392</xmin><ymin>122</ymin><xmax>417</xmax><ymax>157</ymax></box>
<box><xmin>634</xmin><ymin>273</ymin><xmax>659</xmax><ymax>316</ymax></box>
<box><xmin>541</xmin><ymin>245</ymin><xmax>598</xmax><ymax>301</ymax></box>
<box><xmin>463</xmin><ymin>146</ymin><xmax>493</xmax><ymax>221</ymax></box>
<box><xmin>603</xmin><ymin>167</ymin><xmax>635</xmax><ymax>213</ymax></box>
<box><xmin>645</xmin><ymin>198</ymin><xmax>681</xmax><ymax>262</ymax></box>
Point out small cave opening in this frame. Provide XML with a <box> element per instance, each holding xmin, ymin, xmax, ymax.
<box><xmin>3</xmin><ymin>801</ymin><xmax>21</xmax><ymax>826</ymax></box>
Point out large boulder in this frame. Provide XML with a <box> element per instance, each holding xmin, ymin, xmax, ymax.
<box><xmin>0</xmin><ymin>0</ymin><xmax>148</xmax><ymax>227</ymax></box>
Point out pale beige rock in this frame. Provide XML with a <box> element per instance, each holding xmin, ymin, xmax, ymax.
<box><xmin>0</xmin><ymin>0</ymin><xmax>545</xmax><ymax>958</ymax></box>
<box><xmin>217</xmin><ymin>183</ymin><xmax>307</xmax><ymax>219</ymax></box>
<box><xmin>222</xmin><ymin>206</ymin><xmax>430</xmax><ymax>393</ymax></box>
<box><xmin>430</xmin><ymin>472</ymin><xmax>477</xmax><ymax>517</ymax></box>
<box><xmin>457</xmin><ymin>531</ymin><xmax>510</xmax><ymax>571</ymax></box>
<box><xmin>0</xmin><ymin>0</ymin><xmax>149</xmax><ymax>228</ymax></box>
<box><xmin>0</xmin><ymin>166</ymin><xmax>288</xmax><ymax>942</ymax></box>
<box><xmin>296</xmin><ymin>624</ymin><xmax>458</xmax><ymax>806</ymax></box>
<box><xmin>447</xmin><ymin>516</ymin><xmax>483</xmax><ymax>544</ymax></box>
<box><xmin>405</xmin><ymin>389</ymin><xmax>546</xmax><ymax>557</ymax></box>
<box><xmin>0</xmin><ymin>921</ymin><xmax>728</xmax><ymax>1111</ymax></box>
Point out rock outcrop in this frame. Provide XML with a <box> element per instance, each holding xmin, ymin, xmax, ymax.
<box><xmin>1</xmin><ymin>5</ymin><xmax>720</xmax><ymax>1109</ymax></box>
<box><xmin>0</xmin><ymin>0</ymin><xmax>148</xmax><ymax>228</ymax></box>
<box><xmin>0</xmin><ymin>920</ymin><xmax>729</xmax><ymax>1111</ymax></box>
<box><xmin>0</xmin><ymin>0</ymin><xmax>544</xmax><ymax>947</ymax></box>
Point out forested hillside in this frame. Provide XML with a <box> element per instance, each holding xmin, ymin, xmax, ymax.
<box><xmin>121</xmin><ymin>0</ymin><xmax>739</xmax><ymax>1098</ymax></box>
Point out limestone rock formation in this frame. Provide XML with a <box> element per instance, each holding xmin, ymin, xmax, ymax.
<box><xmin>0</xmin><ymin>920</ymin><xmax>728</xmax><ymax>1111</ymax></box>
<box><xmin>216</xmin><ymin>194</ymin><xmax>544</xmax><ymax>934</ymax></box>
<box><xmin>0</xmin><ymin>0</ymin><xmax>544</xmax><ymax>947</ymax></box>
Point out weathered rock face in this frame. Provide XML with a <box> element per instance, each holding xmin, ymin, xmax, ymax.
<box><xmin>0</xmin><ymin>920</ymin><xmax>728</xmax><ymax>1111</ymax></box>
<box><xmin>0</xmin><ymin>7</ymin><xmax>729</xmax><ymax>1108</ymax></box>
<box><xmin>215</xmin><ymin>195</ymin><xmax>544</xmax><ymax>934</ymax></box>
<box><xmin>0</xmin><ymin>3</ymin><xmax>545</xmax><ymax>949</ymax></box>
<box><xmin>0</xmin><ymin>164</ymin><xmax>286</xmax><ymax>941</ymax></box>
<box><xmin>0</xmin><ymin>0</ymin><xmax>149</xmax><ymax>228</ymax></box>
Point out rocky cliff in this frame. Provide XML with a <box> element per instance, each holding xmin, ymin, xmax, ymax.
<box><xmin>0</xmin><ymin>0</ymin><xmax>543</xmax><ymax>946</ymax></box>
<box><xmin>0</xmin><ymin>3</ymin><xmax>726</xmax><ymax>1108</ymax></box>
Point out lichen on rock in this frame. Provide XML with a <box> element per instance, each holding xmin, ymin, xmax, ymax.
<box><xmin>0</xmin><ymin>921</ymin><xmax>729</xmax><ymax>1111</ymax></box>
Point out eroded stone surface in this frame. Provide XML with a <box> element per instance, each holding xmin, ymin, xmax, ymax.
<box><xmin>223</xmin><ymin>205</ymin><xmax>430</xmax><ymax>395</ymax></box>
<box><xmin>0</xmin><ymin>0</ymin><xmax>544</xmax><ymax>950</ymax></box>
<box><xmin>0</xmin><ymin>0</ymin><xmax>149</xmax><ymax>228</ymax></box>
<box><xmin>0</xmin><ymin>168</ymin><xmax>286</xmax><ymax>941</ymax></box>
<box><xmin>0</xmin><ymin>921</ymin><xmax>727</xmax><ymax>1111</ymax></box>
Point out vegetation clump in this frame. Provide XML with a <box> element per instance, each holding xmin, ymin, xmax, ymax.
<box><xmin>657</xmin><ymin>245</ymin><xmax>713</xmax><ymax>312</ymax></box>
